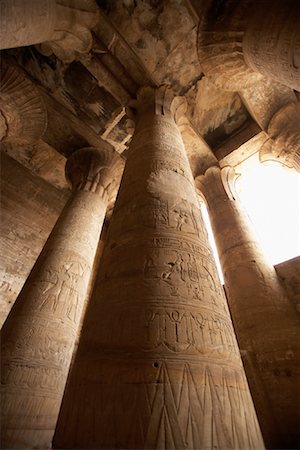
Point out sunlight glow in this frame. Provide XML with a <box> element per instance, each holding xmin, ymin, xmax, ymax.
<box><xmin>236</xmin><ymin>162</ymin><xmax>300</xmax><ymax>265</ymax></box>
<box><xmin>201</xmin><ymin>203</ymin><xmax>224</xmax><ymax>284</ymax></box>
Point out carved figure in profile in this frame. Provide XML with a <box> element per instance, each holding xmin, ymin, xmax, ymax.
<box><xmin>39</xmin><ymin>260</ymin><xmax>86</xmax><ymax>319</ymax></box>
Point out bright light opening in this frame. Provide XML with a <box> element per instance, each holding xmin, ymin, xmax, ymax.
<box><xmin>236</xmin><ymin>162</ymin><xmax>300</xmax><ymax>265</ymax></box>
<box><xmin>200</xmin><ymin>202</ymin><xmax>224</xmax><ymax>285</ymax></box>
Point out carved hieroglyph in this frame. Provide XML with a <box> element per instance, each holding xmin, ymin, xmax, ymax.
<box><xmin>196</xmin><ymin>166</ymin><xmax>300</xmax><ymax>448</ymax></box>
<box><xmin>53</xmin><ymin>86</ymin><xmax>264</xmax><ymax>449</ymax></box>
<box><xmin>243</xmin><ymin>0</ymin><xmax>300</xmax><ymax>92</ymax></box>
<box><xmin>0</xmin><ymin>147</ymin><xmax>123</xmax><ymax>449</ymax></box>
<box><xmin>0</xmin><ymin>57</ymin><xmax>47</xmax><ymax>145</ymax></box>
<box><xmin>0</xmin><ymin>0</ymin><xmax>99</xmax><ymax>62</ymax></box>
<box><xmin>259</xmin><ymin>102</ymin><xmax>300</xmax><ymax>172</ymax></box>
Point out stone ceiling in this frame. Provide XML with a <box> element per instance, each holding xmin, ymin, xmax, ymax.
<box><xmin>2</xmin><ymin>0</ymin><xmax>298</xmax><ymax>190</ymax></box>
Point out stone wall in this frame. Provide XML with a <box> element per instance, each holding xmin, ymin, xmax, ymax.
<box><xmin>275</xmin><ymin>256</ymin><xmax>300</xmax><ymax>314</ymax></box>
<box><xmin>0</xmin><ymin>153</ymin><xmax>69</xmax><ymax>327</ymax></box>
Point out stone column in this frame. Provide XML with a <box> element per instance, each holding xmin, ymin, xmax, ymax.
<box><xmin>196</xmin><ymin>166</ymin><xmax>300</xmax><ymax>449</ymax></box>
<box><xmin>259</xmin><ymin>102</ymin><xmax>300</xmax><ymax>172</ymax></box>
<box><xmin>0</xmin><ymin>56</ymin><xmax>47</xmax><ymax>145</ymax></box>
<box><xmin>0</xmin><ymin>0</ymin><xmax>98</xmax><ymax>62</ymax></box>
<box><xmin>0</xmin><ymin>146</ymin><xmax>123</xmax><ymax>449</ymax></box>
<box><xmin>53</xmin><ymin>86</ymin><xmax>264</xmax><ymax>450</ymax></box>
<box><xmin>197</xmin><ymin>0</ymin><xmax>300</xmax><ymax>92</ymax></box>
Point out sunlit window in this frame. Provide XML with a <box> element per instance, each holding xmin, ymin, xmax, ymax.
<box><xmin>236</xmin><ymin>162</ymin><xmax>300</xmax><ymax>265</ymax></box>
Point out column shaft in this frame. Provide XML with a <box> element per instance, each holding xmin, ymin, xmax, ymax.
<box><xmin>1</xmin><ymin>147</ymin><xmax>122</xmax><ymax>448</ymax></box>
<box><xmin>196</xmin><ymin>166</ymin><xmax>300</xmax><ymax>448</ymax></box>
<box><xmin>53</xmin><ymin>87</ymin><xmax>264</xmax><ymax>450</ymax></box>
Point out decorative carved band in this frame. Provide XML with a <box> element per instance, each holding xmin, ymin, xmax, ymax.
<box><xmin>0</xmin><ymin>57</ymin><xmax>47</xmax><ymax>144</ymax></box>
<box><xmin>196</xmin><ymin>0</ymin><xmax>261</xmax><ymax>91</ymax></box>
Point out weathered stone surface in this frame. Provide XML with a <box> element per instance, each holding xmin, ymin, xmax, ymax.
<box><xmin>240</xmin><ymin>78</ymin><xmax>297</xmax><ymax>130</ymax></box>
<box><xmin>197</xmin><ymin>0</ymin><xmax>261</xmax><ymax>91</ymax></box>
<box><xmin>260</xmin><ymin>102</ymin><xmax>300</xmax><ymax>172</ymax></box>
<box><xmin>0</xmin><ymin>57</ymin><xmax>47</xmax><ymax>144</ymax></box>
<box><xmin>197</xmin><ymin>0</ymin><xmax>300</xmax><ymax>92</ymax></box>
<box><xmin>53</xmin><ymin>86</ymin><xmax>264</xmax><ymax>449</ymax></box>
<box><xmin>196</xmin><ymin>166</ymin><xmax>300</xmax><ymax>448</ymax></box>
<box><xmin>0</xmin><ymin>147</ymin><xmax>123</xmax><ymax>448</ymax></box>
<box><xmin>0</xmin><ymin>0</ymin><xmax>99</xmax><ymax>62</ymax></box>
<box><xmin>2</xmin><ymin>139</ymin><xmax>68</xmax><ymax>190</ymax></box>
<box><xmin>275</xmin><ymin>257</ymin><xmax>300</xmax><ymax>314</ymax></box>
<box><xmin>243</xmin><ymin>0</ymin><xmax>300</xmax><ymax>91</ymax></box>
<box><xmin>0</xmin><ymin>153</ymin><xmax>69</xmax><ymax>327</ymax></box>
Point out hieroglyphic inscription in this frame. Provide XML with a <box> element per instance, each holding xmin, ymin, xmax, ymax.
<box><xmin>52</xmin><ymin>88</ymin><xmax>264</xmax><ymax>449</ymax></box>
<box><xmin>38</xmin><ymin>259</ymin><xmax>87</xmax><ymax>323</ymax></box>
<box><xmin>142</xmin><ymin>308</ymin><xmax>239</xmax><ymax>359</ymax></box>
<box><xmin>1</xmin><ymin>147</ymin><xmax>119</xmax><ymax>448</ymax></box>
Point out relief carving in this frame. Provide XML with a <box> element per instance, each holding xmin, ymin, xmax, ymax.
<box><xmin>142</xmin><ymin>308</ymin><xmax>239</xmax><ymax>358</ymax></box>
<box><xmin>1</xmin><ymin>146</ymin><xmax>122</xmax><ymax>448</ymax></box>
<box><xmin>53</xmin><ymin>87</ymin><xmax>264</xmax><ymax>449</ymax></box>
<box><xmin>38</xmin><ymin>260</ymin><xmax>87</xmax><ymax>323</ymax></box>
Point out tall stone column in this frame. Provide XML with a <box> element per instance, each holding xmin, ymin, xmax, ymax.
<box><xmin>196</xmin><ymin>166</ymin><xmax>300</xmax><ymax>449</ymax></box>
<box><xmin>53</xmin><ymin>86</ymin><xmax>264</xmax><ymax>450</ymax></box>
<box><xmin>197</xmin><ymin>0</ymin><xmax>300</xmax><ymax>92</ymax></box>
<box><xmin>0</xmin><ymin>56</ymin><xmax>47</xmax><ymax>145</ymax></box>
<box><xmin>0</xmin><ymin>147</ymin><xmax>123</xmax><ymax>449</ymax></box>
<box><xmin>0</xmin><ymin>0</ymin><xmax>98</xmax><ymax>62</ymax></box>
<box><xmin>259</xmin><ymin>102</ymin><xmax>300</xmax><ymax>172</ymax></box>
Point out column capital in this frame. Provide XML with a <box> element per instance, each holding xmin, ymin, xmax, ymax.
<box><xmin>195</xmin><ymin>165</ymin><xmax>238</xmax><ymax>201</ymax></box>
<box><xmin>65</xmin><ymin>147</ymin><xmax>124</xmax><ymax>204</ymax></box>
<box><xmin>197</xmin><ymin>0</ymin><xmax>300</xmax><ymax>92</ymax></box>
<box><xmin>0</xmin><ymin>0</ymin><xmax>99</xmax><ymax>63</ymax></box>
<box><xmin>243</xmin><ymin>0</ymin><xmax>300</xmax><ymax>91</ymax></box>
<box><xmin>0</xmin><ymin>57</ymin><xmax>47</xmax><ymax>145</ymax></box>
<box><xmin>37</xmin><ymin>0</ymin><xmax>99</xmax><ymax>62</ymax></box>
<box><xmin>260</xmin><ymin>102</ymin><xmax>300</xmax><ymax>172</ymax></box>
<box><xmin>126</xmin><ymin>85</ymin><xmax>187</xmax><ymax>128</ymax></box>
<box><xmin>197</xmin><ymin>0</ymin><xmax>262</xmax><ymax>91</ymax></box>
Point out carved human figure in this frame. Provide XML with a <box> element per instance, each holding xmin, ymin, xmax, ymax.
<box><xmin>0</xmin><ymin>0</ymin><xmax>99</xmax><ymax>62</ymax></box>
<box><xmin>196</xmin><ymin>165</ymin><xmax>300</xmax><ymax>448</ymax></box>
<box><xmin>0</xmin><ymin>146</ymin><xmax>123</xmax><ymax>449</ymax></box>
<box><xmin>53</xmin><ymin>86</ymin><xmax>264</xmax><ymax>449</ymax></box>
